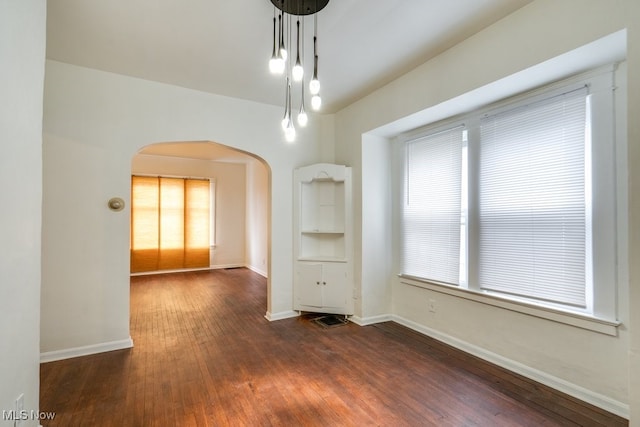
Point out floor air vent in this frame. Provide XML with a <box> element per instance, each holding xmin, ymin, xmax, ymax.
<box><xmin>312</xmin><ymin>314</ymin><xmax>348</xmax><ymax>329</ymax></box>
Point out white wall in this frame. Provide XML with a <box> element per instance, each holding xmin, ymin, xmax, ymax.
<box><xmin>0</xmin><ymin>0</ymin><xmax>45</xmax><ymax>424</ymax></box>
<box><xmin>42</xmin><ymin>60</ymin><xmax>324</xmax><ymax>355</ymax></box>
<box><xmin>625</xmin><ymin>0</ymin><xmax>640</xmax><ymax>422</ymax></box>
<box><xmin>132</xmin><ymin>153</ymin><xmax>249</xmax><ymax>269</ymax></box>
<box><xmin>246</xmin><ymin>158</ymin><xmax>270</xmax><ymax>277</ymax></box>
<box><xmin>335</xmin><ymin>0</ymin><xmax>639</xmax><ymax>420</ymax></box>
<box><xmin>358</xmin><ymin>134</ymin><xmax>392</xmax><ymax>319</ymax></box>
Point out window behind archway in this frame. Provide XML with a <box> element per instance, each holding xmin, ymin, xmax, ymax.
<box><xmin>131</xmin><ymin>175</ymin><xmax>210</xmax><ymax>273</ymax></box>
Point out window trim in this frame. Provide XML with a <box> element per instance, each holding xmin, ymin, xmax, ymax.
<box><xmin>398</xmin><ymin>274</ymin><xmax>620</xmax><ymax>336</ymax></box>
<box><xmin>394</xmin><ymin>64</ymin><xmax>621</xmax><ymax>331</ymax></box>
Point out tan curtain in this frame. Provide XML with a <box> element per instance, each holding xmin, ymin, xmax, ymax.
<box><xmin>131</xmin><ymin>176</ymin><xmax>210</xmax><ymax>273</ymax></box>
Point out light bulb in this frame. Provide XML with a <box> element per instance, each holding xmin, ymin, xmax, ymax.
<box><xmin>280</xmin><ymin>48</ymin><xmax>288</xmax><ymax>62</ymax></box>
<box><xmin>309</xmin><ymin>78</ymin><xmax>320</xmax><ymax>95</ymax></box>
<box><xmin>269</xmin><ymin>57</ymin><xmax>284</xmax><ymax>74</ymax></box>
<box><xmin>285</xmin><ymin>123</ymin><xmax>296</xmax><ymax>142</ymax></box>
<box><xmin>292</xmin><ymin>64</ymin><xmax>304</xmax><ymax>81</ymax></box>
<box><xmin>273</xmin><ymin>57</ymin><xmax>285</xmax><ymax>74</ymax></box>
<box><xmin>311</xmin><ymin>94</ymin><xmax>321</xmax><ymax>111</ymax></box>
<box><xmin>297</xmin><ymin>110</ymin><xmax>308</xmax><ymax>127</ymax></box>
<box><xmin>281</xmin><ymin>116</ymin><xmax>289</xmax><ymax>130</ymax></box>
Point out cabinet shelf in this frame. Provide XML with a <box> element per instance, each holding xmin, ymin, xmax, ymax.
<box><xmin>298</xmin><ymin>256</ymin><xmax>348</xmax><ymax>263</ymax></box>
<box><xmin>299</xmin><ymin>233</ymin><xmax>345</xmax><ymax>260</ymax></box>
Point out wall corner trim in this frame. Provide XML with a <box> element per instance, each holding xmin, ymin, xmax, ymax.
<box><xmin>349</xmin><ymin>314</ymin><xmax>393</xmax><ymax>326</ymax></box>
<box><xmin>40</xmin><ymin>337</ymin><xmax>134</xmax><ymax>364</ymax></box>
<box><xmin>264</xmin><ymin>310</ymin><xmax>299</xmax><ymax>321</ymax></box>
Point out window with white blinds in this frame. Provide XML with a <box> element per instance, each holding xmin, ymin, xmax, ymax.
<box><xmin>401</xmin><ymin>126</ymin><xmax>464</xmax><ymax>285</ymax></box>
<box><xmin>398</xmin><ymin>67</ymin><xmax>618</xmax><ymax>318</ymax></box>
<box><xmin>478</xmin><ymin>88</ymin><xmax>589</xmax><ymax>307</ymax></box>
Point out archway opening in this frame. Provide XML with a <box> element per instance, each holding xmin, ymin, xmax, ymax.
<box><xmin>130</xmin><ymin>140</ymin><xmax>271</xmax><ymax>311</ymax></box>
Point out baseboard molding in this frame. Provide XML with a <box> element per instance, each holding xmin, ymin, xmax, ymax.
<box><xmin>245</xmin><ymin>264</ymin><xmax>268</xmax><ymax>278</ymax></box>
<box><xmin>391</xmin><ymin>315</ymin><xmax>629</xmax><ymax>419</ymax></box>
<box><xmin>131</xmin><ymin>267</ymin><xmax>212</xmax><ymax>276</ymax></box>
<box><xmin>40</xmin><ymin>337</ymin><xmax>134</xmax><ymax>364</ymax></box>
<box><xmin>265</xmin><ymin>310</ymin><xmax>299</xmax><ymax>321</ymax></box>
<box><xmin>210</xmin><ymin>263</ymin><xmax>245</xmax><ymax>270</ymax></box>
<box><xmin>349</xmin><ymin>314</ymin><xmax>393</xmax><ymax>326</ymax></box>
<box><xmin>130</xmin><ymin>265</ymin><xmax>256</xmax><ymax>276</ymax></box>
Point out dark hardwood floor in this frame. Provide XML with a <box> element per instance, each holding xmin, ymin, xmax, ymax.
<box><xmin>40</xmin><ymin>269</ymin><xmax>627</xmax><ymax>426</ymax></box>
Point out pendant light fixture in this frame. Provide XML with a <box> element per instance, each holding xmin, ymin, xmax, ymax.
<box><xmin>268</xmin><ymin>0</ymin><xmax>330</xmax><ymax>142</ymax></box>
<box><xmin>298</xmin><ymin>79</ymin><xmax>308</xmax><ymax>127</ymax></box>
<box><xmin>292</xmin><ymin>19</ymin><xmax>304</xmax><ymax>82</ymax></box>
<box><xmin>296</xmin><ymin>16</ymin><xmax>308</xmax><ymax>128</ymax></box>
<box><xmin>281</xmin><ymin>77</ymin><xmax>292</xmax><ymax>131</ymax></box>
<box><xmin>279</xmin><ymin>12</ymin><xmax>287</xmax><ymax>62</ymax></box>
<box><xmin>269</xmin><ymin>10</ymin><xmax>285</xmax><ymax>74</ymax></box>
<box><xmin>284</xmin><ymin>80</ymin><xmax>296</xmax><ymax>142</ymax></box>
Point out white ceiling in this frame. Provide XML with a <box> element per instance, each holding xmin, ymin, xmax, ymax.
<box><xmin>46</xmin><ymin>0</ymin><xmax>533</xmax><ymax>114</ymax></box>
<box><xmin>47</xmin><ymin>0</ymin><xmax>534</xmax><ymax>163</ymax></box>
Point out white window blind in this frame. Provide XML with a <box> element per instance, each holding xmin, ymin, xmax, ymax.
<box><xmin>478</xmin><ymin>87</ymin><xmax>588</xmax><ymax>307</ymax></box>
<box><xmin>402</xmin><ymin>126</ymin><xmax>464</xmax><ymax>285</ymax></box>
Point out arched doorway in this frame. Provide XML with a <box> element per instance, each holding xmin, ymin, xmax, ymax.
<box><xmin>130</xmin><ymin>140</ymin><xmax>271</xmax><ymax>308</ymax></box>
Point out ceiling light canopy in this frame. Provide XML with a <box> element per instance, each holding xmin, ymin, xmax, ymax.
<box><xmin>270</xmin><ymin>0</ymin><xmax>329</xmax><ymax>16</ymax></box>
<box><xmin>268</xmin><ymin>0</ymin><xmax>329</xmax><ymax>142</ymax></box>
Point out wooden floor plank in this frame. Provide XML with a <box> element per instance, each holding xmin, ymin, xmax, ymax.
<box><xmin>40</xmin><ymin>269</ymin><xmax>627</xmax><ymax>426</ymax></box>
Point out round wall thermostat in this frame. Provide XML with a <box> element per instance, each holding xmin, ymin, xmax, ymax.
<box><xmin>108</xmin><ymin>197</ymin><xmax>125</xmax><ymax>212</ymax></box>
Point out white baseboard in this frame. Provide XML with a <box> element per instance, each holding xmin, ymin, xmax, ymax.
<box><xmin>40</xmin><ymin>337</ymin><xmax>134</xmax><ymax>363</ymax></box>
<box><xmin>349</xmin><ymin>314</ymin><xmax>393</xmax><ymax>326</ymax></box>
<box><xmin>209</xmin><ymin>263</ymin><xmax>245</xmax><ymax>270</ymax></box>
<box><xmin>130</xmin><ymin>265</ymin><xmax>262</xmax><ymax>276</ymax></box>
<box><xmin>265</xmin><ymin>310</ymin><xmax>299</xmax><ymax>321</ymax></box>
<box><xmin>391</xmin><ymin>315</ymin><xmax>629</xmax><ymax>419</ymax></box>
<box><xmin>131</xmin><ymin>267</ymin><xmax>212</xmax><ymax>276</ymax></box>
<box><xmin>246</xmin><ymin>264</ymin><xmax>268</xmax><ymax>278</ymax></box>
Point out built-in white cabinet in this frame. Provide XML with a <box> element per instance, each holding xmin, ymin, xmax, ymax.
<box><xmin>296</xmin><ymin>263</ymin><xmax>348</xmax><ymax>310</ymax></box>
<box><xmin>293</xmin><ymin>163</ymin><xmax>353</xmax><ymax>315</ymax></box>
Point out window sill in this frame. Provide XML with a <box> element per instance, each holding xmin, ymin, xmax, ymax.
<box><xmin>398</xmin><ymin>275</ymin><xmax>620</xmax><ymax>336</ymax></box>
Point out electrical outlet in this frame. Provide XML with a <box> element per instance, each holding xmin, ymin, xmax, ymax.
<box><xmin>428</xmin><ymin>299</ymin><xmax>437</xmax><ymax>313</ymax></box>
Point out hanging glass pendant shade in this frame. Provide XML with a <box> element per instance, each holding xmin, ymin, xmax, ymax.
<box><xmin>267</xmin><ymin>0</ymin><xmax>330</xmax><ymax>141</ymax></box>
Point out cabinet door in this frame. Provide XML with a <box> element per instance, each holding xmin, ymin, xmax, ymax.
<box><xmin>321</xmin><ymin>263</ymin><xmax>348</xmax><ymax>309</ymax></box>
<box><xmin>296</xmin><ymin>263</ymin><xmax>323</xmax><ymax>308</ymax></box>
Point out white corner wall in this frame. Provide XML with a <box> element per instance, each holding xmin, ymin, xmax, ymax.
<box><xmin>335</xmin><ymin>0</ymin><xmax>640</xmax><ymax>420</ymax></box>
<box><xmin>0</xmin><ymin>0</ymin><xmax>45</xmax><ymax>423</ymax></box>
<box><xmin>42</xmin><ymin>60</ymin><xmax>324</xmax><ymax>356</ymax></box>
<box><xmin>246</xmin><ymin>158</ymin><xmax>270</xmax><ymax>277</ymax></box>
<box><xmin>625</xmin><ymin>0</ymin><xmax>640</xmax><ymax>422</ymax></box>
